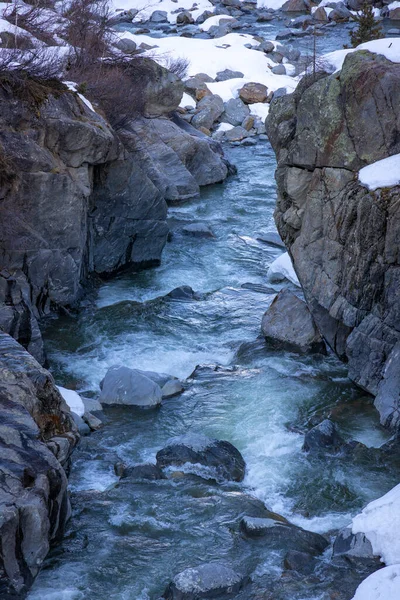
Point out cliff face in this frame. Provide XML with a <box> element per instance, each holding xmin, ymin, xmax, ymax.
<box><xmin>0</xmin><ymin>63</ymin><xmax>228</xmax><ymax>363</ymax></box>
<box><xmin>266</xmin><ymin>51</ymin><xmax>400</xmax><ymax>428</ymax></box>
<box><xmin>0</xmin><ymin>331</ymin><xmax>79</xmax><ymax>598</ymax></box>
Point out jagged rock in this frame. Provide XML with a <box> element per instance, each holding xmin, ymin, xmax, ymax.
<box><xmin>191</xmin><ymin>94</ymin><xmax>224</xmax><ymax>131</ymax></box>
<box><xmin>333</xmin><ymin>527</ymin><xmax>376</xmax><ymax>559</ymax></box>
<box><xmin>216</xmin><ymin>69</ymin><xmax>244</xmax><ymax>81</ymax></box>
<box><xmin>261</xmin><ymin>290</ymin><xmax>326</xmax><ymax>354</ymax></box>
<box><xmin>99</xmin><ymin>366</ymin><xmax>163</xmax><ymax>407</ymax></box>
<box><xmin>182</xmin><ymin>223</ymin><xmax>215</xmax><ymax>237</ymax></box>
<box><xmin>241</xmin><ymin>515</ymin><xmax>329</xmax><ymax>554</ymax></box>
<box><xmin>156</xmin><ymin>433</ymin><xmax>246</xmax><ymax>481</ymax></box>
<box><xmin>267</xmin><ymin>51</ymin><xmax>400</xmax><ymax>424</ymax></box>
<box><xmin>0</xmin><ymin>332</ymin><xmax>78</xmax><ymax>596</ymax></box>
<box><xmin>163</xmin><ymin>563</ymin><xmax>248</xmax><ymax>599</ymax></box>
<box><xmin>374</xmin><ymin>343</ymin><xmax>400</xmax><ymax>429</ymax></box>
<box><xmin>239</xmin><ymin>82</ymin><xmax>269</xmax><ymax>104</ymax></box>
<box><xmin>303</xmin><ymin>419</ymin><xmax>346</xmax><ymax>453</ymax></box>
<box><xmin>221</xmin><ymin>97</ymin><xmax>250</xmax><ymax>126</ymax></box>
<box><xmin>314</xmin><ymin>6</ymin><xmax>329</xmax><ymax>21</ymax></box>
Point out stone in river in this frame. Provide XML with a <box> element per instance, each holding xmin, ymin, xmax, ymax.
<box><xmin>99</xmin><ymin>366</ymin><xmax>162</xmax><ymax>407</ymax></box>
<box><xmin>163</xmin><ymin>563</ymin><xmax>249</xmax><ymax>599</ymax></box>
<box><xmin>182</xmin><ymin>222</ymin><xmax>215</xmax><ymax>238</ymax></box>
<box><xmin>156</xmin><ymin>433</ymin><xmax>246</xmax><ymax>481</ymax></box>
<box><xmin>303</xmin><ymin>419</ymin><xmax>346</xmax><ymax>454</ymax></box>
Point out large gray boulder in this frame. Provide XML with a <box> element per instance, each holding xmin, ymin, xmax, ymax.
<box><xmin>191</xmin><ymin>94</ymin><xmax>224</xmax><ymax>131</ymax></box>
<box><xmin>99</xmin><ymin>366</ymin><xmax>163</xmax><ymax>407</ymax></box>
<box><xmin>333</xmin><ymin>527</ymin><xmax>376</xmax><ymax>560</ymax></box>
<box><xmin>267</xmin><ymin>51</ymin><xmax>400</xmax><ymax>425</ymax></box>
<box><xmin>0</xmin><ymin>333</ymin><xmax>78</xmax><ymax>596</ymax></box>
<box><xmin>163</xmin><ymin>563</ymin><xmax>248</xmax><ymax>599</ymax></box>
<box><xmin>156</xmin><ymin>433</ymin><xmax>246</xmax><ymax>481</ymax></box>
<box><xmin>261</xmin><ymin>290</ymin><xmax>326</xmax><ymax>354</ymax></box>
<box><xmin>221</xmin><ymin>98</ymin><xmax>250</xmax><ymax>126</ymax></box>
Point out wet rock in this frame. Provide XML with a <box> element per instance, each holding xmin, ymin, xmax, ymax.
<box><xmin>72</xmin><ymin>412</ymin><xmax>91</xmax><ymax>436</ymax></box>
<box><xmin>256</xmin><ymin>231</ymin><xmax>285</xmax><ymax>248</ymax></box>
<box><xmin>221</xmin><ymin>98</ymin><xmax>250</xmax><ymax>126</ymax></box>
<box><xmin>191</xmin><ymin>94</ymin><xmax>224</xmax><ymax>131</ymax></box>
<box><xmin>165</xmin><ymin>286</ymin><xmax>201</xmax><ymax>301</ymax></box>
<box><xmin>216</xmin><ymin>69</ymin><xmax>244</xmax><ymax>81</ymax></box>
<box><xmin>99</xmin><ymin>366</ymin><xmax>163</xmax><ymax>407</ymax></box>
<box><xmin>163</xmin><ymin>563</ymin><xmax>248</xmax><ymax>599</ymax></box>
<box><xmin>283</xmin><ymin>549</ymin><xmax>317</xmax><ymax>573</ymax></box>
<box><xmin>182</xmin><ymin>222</ymin><xmax>215</xmax><ymax>238</ymax></box>
<box><xmin>116</xmin><ymin>463</ymin><xmax>166</xmax><ymax>480</ymax></box>
<box><xmin>156</xmin><ymin>433</ymin><xmax>246</xmax><ymax>481</ymax></box>
<box><xmin>241</xmin><ymin>515</ymin><xmax>329</xmax><ymax>554</ymax></box>
<box><xmin>162</xmin><ymin>379</ymin><xmax>185</xmax><ymax>398</ymax></box>
<box><xmin>333</xmin><ymin>527</ymin><xmax>376</xmax><ymax>560</ymax></box>
<box><xmin>239</xmin><ymin>82</ymin><xmax>269</xmax><ymax>104</ymax></box>
<box><xmin>82</xmin><ymin>397</ymin><xmax>103</xmax><ymax>413</ymax></box>
<box><xmin>261</xmin><ymin>290</ymin><xmax>326</xmax><ymax>354</ymax></box>
<box><xmin>82</xmin><ymin>412</ymin><xmax>103</xmax><ymax>431</ymax></box>
<box><xmin>303</xmin><ymin>419</ymin><xmax>346</xmax><ymax>453</ymax></box>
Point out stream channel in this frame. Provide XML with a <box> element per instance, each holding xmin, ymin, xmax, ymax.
<box><xmin>28</xmin><ymin>25</ymin><xmax>400</xmax><ymax>600</ymax></box>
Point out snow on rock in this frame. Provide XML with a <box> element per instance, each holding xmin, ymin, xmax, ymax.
<box><xmin>257</xmin><ymin>0</ymin><xmax>288</xmax><ymax>9</ymax></box>
<box><xmin>111</xmin><ymin>0</ymin><xmax>215</xmax><ymax>24</ymax></box>
<box><xmin>200</xmin><ymin>15</ymin><xmax>235</xmax><ymax>32</ymax></box>
<box><xmin>249</xmin><ymin>102</ymin><xmax>270</xmax><ymax>120</ymax></box>
<box><xmin>358</xmin><ymin>154</ymin><xmax>400</xmax><ymax>191</ymax></box>
<box><xmin>57</xmin><ymin>386</ymin><xmax>85</xmax><ymax>417</ymax></box>
<box><xmin>267</xmin><ymin>252</ymin><xmax>300</xmax><ymax>287</ymax></box>
<box><xmin>180</xmin><ymin>92</ymin><xmax>196</xmax><ymax>108</ymax></box>
<box><xmin>323</xmin><ymin>38</ymin><xmax>400</xmax><ymax>74</ymax></box>
<box><xmin>63</xmin><ymin>81</ymin><xmax>96</xmax><ymax>113</ymax></box>
<box><xmin>352</xmin><ymin>483</ymin><xmax>400</xmax><ymax>565</ymax></box>
<box><xmin>119</xmin><ymin>31</ymin><xmax>298</xmax><ymax>102</ymax></box>
<box><xmin>351</xmin><ymin>565</ymin><xmax>400</xmax><ymax>600</ymax></box>
<box><xmin>217</xmin><ymin>122</ymin><xmax>235</xmax><ymax>132</ymax></box>
<box><xmin>388</xmin><ymin>1</ymin><xmax>400</xmax><ymax>8</ymax></box>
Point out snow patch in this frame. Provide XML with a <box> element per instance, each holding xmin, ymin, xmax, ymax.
<box><xmin>351</xmin><ymin>565</ymin><xmax>400</xmax><ymax>600</ymax></box>
<box><xmin>267</xmin><ymin>252</ymin><xmax>300</xmax><ymax>287</ymax></box>
<box><xmin>180</xmin><ymin>92</ymin><xmax>196</xmax><ymax>109</ymax></box>
<box><xmin>200</xmin><ymin>15</ymin><xmax>235</xmax><ymax>32</ymax></box>
<box><xmin>63</xmin><ymin>81</ymin><xmax>96</xmax><ymax>113</ymax></box>
<box><xmin>57</xmin><ymin>386</ymin><xmax>85</xmax><ymax>417</ymax></box>
<box><xmin>352</xmin><ymin>483</ymin><xmax>400</xmax><ymax>565</ymax></box>
<box><xmin>323</xmin><ymin>38</ymin><xmax>400</xmax><ymax>74</ymax></box>
<box><xmin>249</xmin><ymin>102</ymin><xmax>270</xmax><ymax>120</ymax></box>
<box><xmin>358</xmin><ymin>153</ymin><xmax>400</xmax><ymax>191</ymax></box>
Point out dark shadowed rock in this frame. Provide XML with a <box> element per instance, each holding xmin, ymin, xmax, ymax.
<box><xmin>115</xmin><ymin>462</ymin><xmax>166</xmax><ymax>480</ymax></box>
<box><xmin>283</xmin><ymin>550</ymin><xmax>317</xmax><ymax>573</ymax></box>
<box><xmin>256</xmin><ymin>231</ymin><xmax>285</xmax><ymax>248</ymax></box>
<box><xmin>261</xmin><ymin>290</ymin><xmax>326</xmax><ymax>354</ymax></box>
<box><xmin>165</xmin><ymin>286</ymin><xmax>201</xmax><ymax>301</ymax></box>
<box><xmin>176</xmin><ymin>10</ymin><xmax>195</xmax><ymax>24</ymax></box>
<box><xmin>182</xmin><ymin>223</ymin><xmax>215</xmax><ymax>238</ymax></box>
<box><xmin>374</xmin><ymin>343</ymin><xmax>400</xmax><ymax>429</ymax></box>
<box><xmin>333</xmin><ymin>527</ymin><xmax>376</xmax><ymax>560</ymax></box>
<box><xmin>303</xmin><ymin>419</ymin><xmax>346</xmax><ymax>454</ymax></box>
<box><xmin>241</xmin><ymin>515</ymin><xmax>329</xmax><ymax>554</ymax></box>
<box><xmin>156</xmin><ymin>434</ymin><xmax>246</xmax><ymax>481</ymax></box>
<box><xmin>99</xmin><ymin>366</ymin><xmax>163</xmax><ymax>407</ymax></box>
<box><xmin>163</xmin><ymin>563</ymin><xmax>249</xmax><ymax>599</ymax></box>
<box><xmin>216</xmin><ymin>69</ymin><xmax>244</xmax><ymax>81</ymax></box>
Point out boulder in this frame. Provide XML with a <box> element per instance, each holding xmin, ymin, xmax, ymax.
<box><xmin>283</xmin><ymin>550</ymin><xmax>317</xmax><ymax>573</ymax></box>
<box><xmin>165</xmin><ymin>286</ymin><xmax>201</xmax><ymax>300</ymax></box>
<box><xmin>329</xmin><ymin>3</ymin><xmax>352</xmax><ymax>21</ymax></box>
<box><xmin>242</xmin><ymin>115</ymin><xmax>255</xmax><ymax>131</ymax></box>
<box><xmin>303</xmin><ymin>419</ymin><xmax>346</xmax><ymax>453</ymax></box>
<box><xmin>116</xmin><ymin>463</ymin><xmax>166</xmax><ymax>480</ymax></box>
<box><xmin>191</xmin><ymin>94</ymin><xmax>224</xmax><ymax>131</ymax></box>
<box><xmin>281</xmin><ymin>0</ymin><xmax>310</xmax><ymax>11</ymax></box>
<box><xmin>258</xmin><ymin>40</ymin><xmax>275</xmax><ymax>53</ymax></box>
<box><xmin>241</xmin><ymin>516</ymin><xmax>329</xmax><ymax>554</ymax></box>
<box><xmin>176</xmin><ymin>10</ymin><xmax>195</xmax><ymax>25</ymax></box>
<box><xmin>313</xmin><ymin>6</ymin><xmax>329</xmax><ymax>21</ymax></box>
<box><xmin>225</xmin><ymin>126</ymin><xmax>250</xmax><ymax>142</ymax></box>
<box><xmin>390</xmin><ymin>7</ymin><xmax>400</xmax><ymax>19</ymax></box>
<box><xmin>164</xmin><ymin>563</ymin><xmax>248</xmax><ymax>599</ymax></box>
<box><xmin>333</xmin><ymin>527</ymin><xmax>376</xmax><ymax>560</ymax></box>
<box><xmin>216</xmin><ymin>69</ymin><xmax>244</xmax><ymax>81</ymax></box>
<box><xmin>182</xmin><ymin>222</ymin><xmax>215</xmax><ymax>237</ymax></box>
<box><xmin>114</xmin><ymin>38</ymin><xmax>137</xmax><ymax>53</ymax></box>
<box><xmin>156</xmin><ymin>433</ymin><xmax>246</xmax><ymax>481</ymax></box>
<box><xmin>271</xmin><ymin>64</ymin><xmax>286</xmax><ymax>75</ymax></box>
<box><xmin>221</xmin><ymin>97</ymin><xmax>250</xmax><ymax>126</ymax></box>
<box><xmin>162</xmin><ymin>379</ymin><xmax>184</xmax><ymax>398</ymax></box>
<box><xmin>261</xmin><ymin>290</ymin><xmax>326</xmax><ymax>354</ymax></box>
<box><xmin>99</xmin><ymin>366</ymin><xmax>163</xmax><ymax>407</ymax></box>
<box><xmin>140</xmin><ymin>58</ymin><xmax>184</xmax><ymax>118</ymax></box>
<box><xmin>239</xmin><ymin>82</ymin><xmax>269</xmax><ymax>104</ymax></box>
<box><xmin>150</xmin><ymin>10</ymin><xmax>168</xmax><ymax>22</ymax></box>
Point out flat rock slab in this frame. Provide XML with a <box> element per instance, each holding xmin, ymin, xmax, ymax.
<box><xmin>156</xmin><ymin>433</ymin><xmax>246</xmax><ymax>482</ymax></box>
<box><xmin>163</xmin><ymin>563</ymin><xmax>248</xmax><ymax>599</ymax></box>
<box><xmin>241</xmin><ymin>516</ymin><xmax>329</xmax><ymax>555</ymax></box>
<box><xmin>261</xmin><ymin>289</ymin><xmax>326</xmax><ymax>354</ymax></box>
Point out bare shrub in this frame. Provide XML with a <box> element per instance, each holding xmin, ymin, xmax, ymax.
<box><xmin>0</xmin><ymin>142</ymin><xmax>16</xmax><ymax>188</ymax></box>
<box><xmin>3</xmin><ymin>3</ymin><xmax>58</xmax><ymax>45</ymax></box>
<box><xmin>162</xmin><ymin>55</ymin><xmax>190</xmax><ymax>80</ymax></box>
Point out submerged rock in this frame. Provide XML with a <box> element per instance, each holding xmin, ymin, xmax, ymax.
<box><xmin>240</xmin><ymin>515</ymin><xmax>328</xmax><ymax>555</ymax></box>
<box><xmin>115</xmin><ymin>462</ymin><xmax>166</xmax><ymax>480</ymax></box>
<box><xmin>99</xmin><ymin>366</ymin><xmax>163</xmax><ymax>407</ymax></box>
<box><xmin>303</xmin><ymin>419</ymin><xmax>346</xmax><ymax>454</ymax></box>
<box><xmin>182</xmin><ymin>223</ymin><xmax>215</xmax><ymax>238</ymax></box>
<box><xmin>156</xmin><ymin>433</ymin><xmax>246</xmax><ymax>481</ymax></box>
<box><xmin>161</xmin><ymin>379</ymin><xmax>185</xmax><ymax>398</ymax></box>
<box><xmin>261</xmin><ymin>290</ymin><xmax>326</xmax><ymax>354</ymax></box>
<box><xmin>163</xmin><ymin>563</ymin><xmax>248</xmax><ymax>599</ymax></box>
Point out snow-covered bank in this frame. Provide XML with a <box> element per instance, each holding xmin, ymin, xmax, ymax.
<box><xmin>323</xmin><ymin>38</ymin><xmax>400</xmax><ymax>73</ymax></box>
<box><xmin>358</xmin><ymin>153</ymin><xmax>400</xmax><ymax>191</ymax></box>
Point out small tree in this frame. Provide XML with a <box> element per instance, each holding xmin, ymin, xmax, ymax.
<box><xmin>349</xmin><ymin>3</ymin><xmax>383</xmax><ymax>48</ymax></box>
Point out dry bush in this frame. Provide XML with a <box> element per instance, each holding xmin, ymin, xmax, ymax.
<box><xmin>162</xmin><ymin>55</ymin><xmax>190</xmax><ymax>80</ymax></box>
<box><xmin>3</xmin><ymin>3</ymin><xmax>58</xmax><ymax>45</ymax></box>
<box><xmin>0</xmin><ymin>142</ymin><xmax>16</xmax><ymax>188</ymax></box>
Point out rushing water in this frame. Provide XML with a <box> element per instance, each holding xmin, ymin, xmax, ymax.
<box><xmin>28</xmin><ymin>141</ymin><xmax>400</xmax><ymax>600</ymax></box>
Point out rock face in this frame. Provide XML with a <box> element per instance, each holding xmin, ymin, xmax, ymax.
<box><xmin>267</xmin><ymin>51</ymin><xmax>400</xmax><ymax>428</ymax></box>
<box><xmin>261</xmin><ymin>290</ymin><xmax>326</xmax><ymax>354</ymax></box>
<box><xmin>0</xmin><ymin>332</ymin><xmax>78</xmax><ymax>597</ymax></box>
<box><xmin>0</xmin><ymin>63</ymin><xmax>229</xmax><ymax>362</ymax></box>
<box><xmin>156</xmin><ymin>434</ymin><xmax>246</xmax><ymax>481</ymax></box>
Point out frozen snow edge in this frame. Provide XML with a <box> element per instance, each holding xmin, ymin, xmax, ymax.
<box><xmin>358</xmin><ymin>153</ymin><xmax>400</xmax><ymax>191</ymax></box>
